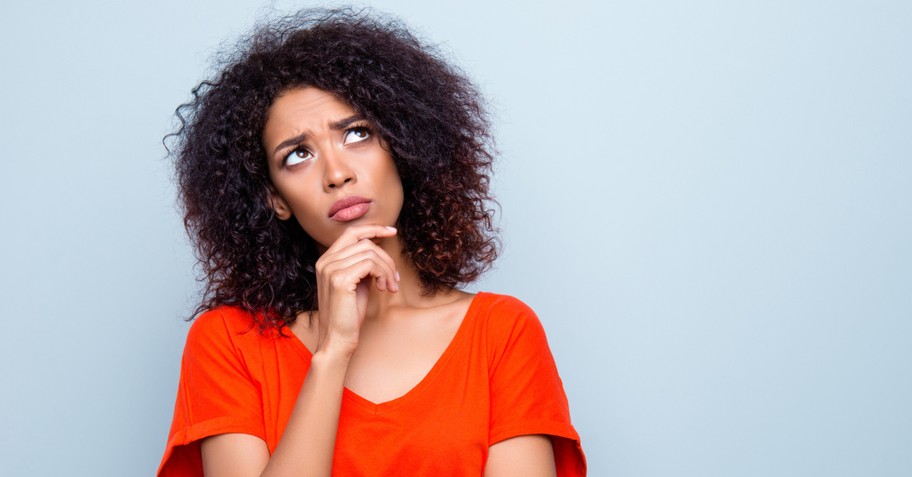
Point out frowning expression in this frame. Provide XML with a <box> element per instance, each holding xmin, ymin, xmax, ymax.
<box><xmin>262</xmin><ymin>87</ymin><xmax>404</xmax><ymax>249</ymax></box>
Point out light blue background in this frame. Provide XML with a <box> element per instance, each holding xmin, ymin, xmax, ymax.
<box><xmin>1</xmin><ymin>1</ymin><xmax>910</xmax><ymax>476</ymax></box>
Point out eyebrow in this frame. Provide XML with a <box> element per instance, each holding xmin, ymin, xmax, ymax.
<box><xmin>272</xmin><ymin>115</ymin><xmax>366</xmax><ymax>157</ymax></box>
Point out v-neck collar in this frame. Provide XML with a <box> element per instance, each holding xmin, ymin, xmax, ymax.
<box><xmin>286</xmin><ymin>292</ymin><xmax>486</xmax><ymax>413</ymax></box>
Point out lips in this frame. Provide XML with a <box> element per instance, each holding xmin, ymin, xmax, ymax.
<box><xmin>328</xmin><ymin>196</ymin><xmax>372</xmax><ymax>222</ymax></box>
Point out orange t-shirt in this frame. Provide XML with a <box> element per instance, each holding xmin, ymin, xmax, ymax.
<box><xmin>158</xmin><ymin>292</ymin><xmax>586</xmax><ymax>476</ymax></box>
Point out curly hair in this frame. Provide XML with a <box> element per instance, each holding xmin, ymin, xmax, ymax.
<box><xmin>169</xmin><ymin>7</ymin><xmax>499</xmax><ymax>327</ymax></box>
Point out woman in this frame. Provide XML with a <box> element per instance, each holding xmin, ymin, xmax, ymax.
<box><xmin>158</xmin><ymin>8</ymin><xmax>585</xmax><ymax>476</ymax></box>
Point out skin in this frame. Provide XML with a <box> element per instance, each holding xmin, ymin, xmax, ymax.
<box><xmin>199</xmin><ymin>87</ymin><xmax>556</xmax><ymax>477</ymax></box>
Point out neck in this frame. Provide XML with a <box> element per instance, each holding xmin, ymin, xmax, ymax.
<box><xmin>362</xmin><ymin>235</ymin><xmax>445</xmax><ymax>320</ymax></box>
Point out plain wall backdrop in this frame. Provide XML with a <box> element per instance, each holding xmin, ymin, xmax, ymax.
<box><xmin>1</xmin><ymin>1</ymin><xmax>910</xmax><ymax>475</ymax></box>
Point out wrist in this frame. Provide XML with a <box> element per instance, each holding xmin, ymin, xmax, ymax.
<box><xmin>317</xmin><ymin>331</ymin><xmax>359</xmax><ymax>358</ymax></box>
<box><xmin>311</xmin><ymin>344</ymin><xmax>355</xmax><ymax>368</ymax></box>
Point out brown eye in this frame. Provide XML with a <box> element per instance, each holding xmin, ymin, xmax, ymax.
<box><xmin>284</xmin><ymin>147</ymin><xmax>314</xmax><ymax>166</ymax></box>
<box><xmin>343</xmin><ymin>126</ymin><xmax>371</xmax><ymax>145</ymax></box>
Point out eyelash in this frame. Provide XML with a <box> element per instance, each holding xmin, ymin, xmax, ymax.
<box><xmin>345</xmin><ymin>124</ymin><xmax>373</xmax><ymax>143</ymax></box>
<box><xmin>281</xmin><ymin>124</ymin><xmax>373</xmax><ymax>167</ymax></box>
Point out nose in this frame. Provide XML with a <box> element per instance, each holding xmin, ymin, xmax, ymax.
<box><xmin>321</xmin><ymin>148</ymin><xmax>356</xmax><ymax>191</ymax></box>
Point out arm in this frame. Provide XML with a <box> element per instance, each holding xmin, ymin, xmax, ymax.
<box><xmin>485</xmin><ymin>296</ymin><xmax>586</xmax><ymax>476</ymax></box>
<box><xmin>199</xmin><ymin>225</ymin><xmax>400</xmax><ymax>477</ymax></box>
<box><xmin>484</xmin><ymin>435</ymin><xmax>556</xmax><ymax>477</ymax></box>
<box><xmin>200</xmin><ymin>351</ymin><xmax>351</xmax><ymax>477</ymax></box>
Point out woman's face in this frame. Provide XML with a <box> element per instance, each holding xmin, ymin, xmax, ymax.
<box><xmin>262</xmin><ymin>87</ymin><xmax>404</xmax><ymax>249</ymax></box>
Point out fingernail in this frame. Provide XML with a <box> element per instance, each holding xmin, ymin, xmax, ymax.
<box><xmin>395</xmin><ymin>271</ymin><xmax>400</xmax><ymax>282</ymax></box>
<box><xmin>386</xmin><ymin>226</ymin><xmax>397</xmax><ymax>232</ymax></box>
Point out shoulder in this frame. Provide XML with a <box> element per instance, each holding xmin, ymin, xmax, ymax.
<box><xmin>475</xmin><ymin>292</ymin><xmax>538</xmax><ymax>323</ymax></box>
<box><xmin>474</xmin><ymin>292</ymin><xmax>550</xmax><ymax>364</ymax></box>
<box><xmin>188</xmin><ymin>306</ymin><xmax>259</xmax><ymax>336</ymax></box>
<box><xmin>475</xmin><ymin>292</ymin><xmax>544</xmax><ymax>334</ymax></box>
<box><xmin>183</xmin><ymin>306</ymin><xmax>266</xmax><ymax>361</ymax></box>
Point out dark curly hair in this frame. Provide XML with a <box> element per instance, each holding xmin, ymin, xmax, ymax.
<box><xmin>169</xmin><ymin>7</ymin><xmax>499</xmax><ymax>327</ymax></box>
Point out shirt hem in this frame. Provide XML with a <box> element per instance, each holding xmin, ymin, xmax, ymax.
<box><xmin>157</xmin><ymin>417</ymin><xmax>265</xmax><ymax>476</ymax></box>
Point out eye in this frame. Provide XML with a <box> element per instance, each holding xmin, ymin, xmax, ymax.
<box><xmin>343</xmin><ymin>126</ymin><xmax>371</xmax><ymax>145</ymax></box>
<box><xmin>284</xmin><ymin>147</ymin><xmax>314</xmax><ymax>166</ymax></box>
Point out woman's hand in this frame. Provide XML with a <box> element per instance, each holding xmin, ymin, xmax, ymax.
<box><xmin>202</xmin><ymin>225</ymin><xmax>400</xmax><ymax>477</ymax></box>
<box><xmin>313</xmin><ymin>224</ymin><xmax>399</xmax><ymax>357</ymax></box>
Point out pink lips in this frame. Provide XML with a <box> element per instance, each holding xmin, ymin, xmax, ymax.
<box><xmin>328</xmin><ymin>196</ymin><xmax>372</xmax><ymax>222</ymax></box>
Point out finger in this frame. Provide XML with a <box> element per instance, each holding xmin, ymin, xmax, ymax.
<box><xmin>353</xmin><ymin>240</ymin><xmax>398</xmax><ymax>292</ymax></box>
<box><xmin>328</xmin><ymin>257</ymin><xmax>393</xmax><ymax>294</ymax></box>
<box><xmin>320</xmin><ymin>239</ymin><xmax>399</xmax><ymax>291</ymax></box>
<box><xmin>322</xmin><ymin>250</ymin><xmax>398</xmax><ymax>292</ymax></box>
<box><xmin>326</xmin><ymin>225</ymin><xmax>397</xmax><ymax>252</ymax></box>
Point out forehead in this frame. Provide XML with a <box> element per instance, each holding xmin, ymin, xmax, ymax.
<box><xmin>263</xmin><ymin>87</ymin><xmax>355</xmax><ymax>140</ymax></box>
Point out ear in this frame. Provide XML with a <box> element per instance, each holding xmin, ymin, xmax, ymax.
<box><xmin>266</xmin><ymin>185</ymin><xmax>293</xmax><ymax>220</ymax></box>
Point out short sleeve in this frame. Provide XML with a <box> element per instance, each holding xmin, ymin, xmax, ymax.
<box><xmin>486</xmin><ymin>295</ymin><xmax>587</xmax><ymax>476</ymax></box>
<box><xmin>157</xmin><ymin>309</ymin><xmax>266</xmax><ymax>477</ymax></box>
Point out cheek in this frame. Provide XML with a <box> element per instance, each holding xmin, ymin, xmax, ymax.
<box><xmin>294</xmin><ymin>214</ymin><xmax>335</xmax><ymax>250</ymax></box>
<box><xmin>384</xmin><ymin>158</ymin><xmax>403</xmax><ymax>190</ymax></box>
<box><xmin>273</xmin><ymin>181</ymin><xmax>325</xmax><ymax>230</ymax></box>
<box><xmin>289</xmin><ymin>195</ymin><xmax>327</xmax><ymax>228</ymax></box>
<box><xmin>386</xmin><ymin>168</ymin><xmax>405</xmax><ymax>208</ymax></box>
